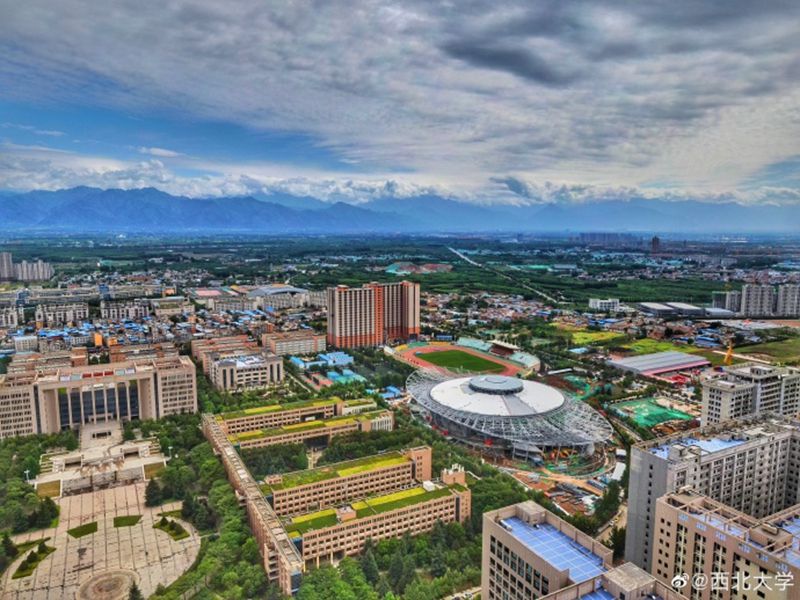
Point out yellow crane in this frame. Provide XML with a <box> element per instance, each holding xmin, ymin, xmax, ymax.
<box><xmin>724</xmin><ymin>341</ymin><xmax>734</xmax><ymax>366</ymax></box>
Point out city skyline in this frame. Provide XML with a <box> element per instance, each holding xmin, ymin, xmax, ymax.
<box><xmin>2</xmin><ymin>1</ymin><xmax>799</xmax><ymax>208</ymax></box>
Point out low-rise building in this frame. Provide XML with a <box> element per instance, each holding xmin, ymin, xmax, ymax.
<box><xmin>151</xmin><ymin>296</ymin><xmax>194</xmax><ymax>318</ymax></box>
<box><xmin>100</xmin><ymin>299</ymin><xmax>150</xmax><ymax>320</ymax></box>
<box><xmin>209</xmin><ymin>351</ymin><xmax>284</xmax><ymax>392</ymax></box>
<box><xmin>263</xmin><ymin>330</ymin><xmax>327</xmax><ymax>356</ymax></box>
<box><xmin>286</xmin><ymin>465</ymin><xmax>470</xmax><ymax>568</ymax></box>
<box><xmin>588</xmin><ymin>298</ymin><xmax>620</xmax><ymax>312</ymax></box>
<box><xmin>263</xmin><ymin>446</ymin><xmax>432</xmax><ymax>517</ymax></box>
<box><xmin>0</xmin><ymin>305</ymin><xmax>20</xmax><ymax>328</ymax></box>
<box><xmin>191</xmin><ymin>335</ymin><xmax>259</xmax><ymax>374</ymax></box>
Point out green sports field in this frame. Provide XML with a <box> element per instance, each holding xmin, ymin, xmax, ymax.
<box><xmin>416</xmin><ymin>349</ymin><xmax>505</xmax><ymax>373</ymax></box>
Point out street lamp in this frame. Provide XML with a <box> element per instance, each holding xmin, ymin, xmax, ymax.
<box><xmin>24</xmin><ymin>469</ymin><xmax>30</xmax><ymax>483</ymax></box>
<box><xmin>168</xmin><ymin>445</ymin><xmax>173</xmax><ymax>459</ymax></box>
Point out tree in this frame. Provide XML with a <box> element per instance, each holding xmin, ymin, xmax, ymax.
<box><xmin>610</xmin><ymin>526</ymin><xmax>626</xmax><ymax>560</ymax></box>
<box><xmin>145</xmin><ymin>479</ymin><xmax>162</xmax><ymax>507</ymax></box>
<box><xmin>128</xmin><ymin>583</ymin><xmax>144</xmax><ymax>600</ymax></box>
<box><xmin>388</xmin><ymin>549</ymin><xmax>405</xmax><ymax>594</ymax></box>
<box><xmin>361</xmin><ymin>548</ymin><xmax>380</xmax><ymax>586</ymax></box>
<box><xmin>2</xmin><ymin>532</ymin><xmax>17</xmax><ymax>558</ymax></box>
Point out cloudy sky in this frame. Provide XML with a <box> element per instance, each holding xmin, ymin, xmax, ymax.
<box><xmin>1</xmin><ymin>0</ymin><xmax>799</xmax><ymax>205</ymax></box>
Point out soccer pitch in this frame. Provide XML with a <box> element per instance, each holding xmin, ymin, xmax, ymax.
<box><xmin>416</xmin><ymin>349</ymin><xmax>505</xmax><ymax>373</ymax></box>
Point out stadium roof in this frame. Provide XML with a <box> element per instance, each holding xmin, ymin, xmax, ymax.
<box><xmin>430</xmin><ymin>375</ymin><xmax>565</xmax><ymax>417</ymax></box>
<box><xmin>608</xmin><ymin>351</ymin><xmax>710</xmax><ymax>375</ymax></box>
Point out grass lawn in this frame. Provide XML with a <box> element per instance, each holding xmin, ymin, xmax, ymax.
<box><xmin>570</xmin><ymin>330</ymin><xmax>625</xmax><ymax>345</ymax></box>
<box><xmin>113</xmin><ymin>515</ymin><xmax>142</xmax><ymax>527</ymax></box>
<box><xmin>738</xmin><ymin>338</ymin><xmax>800</xmax><ymax>364</ymax></box>
<box><xmin>35</xmin><ymin>480</ymin><xmax>61</xmax><ymax>498</ymax></box>
<box><xmin>417</xmin><ymin>349</ymin><xmax>505</xmax><ymax>373</ymax></box>
<box><xmin>143</xmin><ymin>463</ymin><xmax>165</xmax><ymax>479</ymax></box>
<box><xmin>12</xmin><ymin>544</ymin><xmax>56</xmax><ymax>579</ymax></box>
<box><xmin>67</xmin><ymin>522</ymin><xmax>97</xmax><ymax>539</ymax></box>
<box><xmin>154</xmin><ymin>518</ymin><xmax>189</xmax><ymax>541</ymax></box>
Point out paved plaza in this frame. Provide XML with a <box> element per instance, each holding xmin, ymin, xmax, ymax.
<box><xmin>1</xmin><ymin>483</ymin><xmax>201</xmax><ymax>600</ymax></box>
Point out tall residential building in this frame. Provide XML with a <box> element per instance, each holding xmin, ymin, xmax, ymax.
<box><xmin>0</xmin><ymin>252</ymin><xmax>13</xmax><ymax>281</ymax></box>
<box><xmin>14</xmin><ymin>259</ymin><xmax>54</xmax><ymax>281</ymax></box>
<box><xmin>625</xmin><ymin>416</ymin><xmax>800</xmax><ymax>571</ymax></box>
<box><xmin>740</xmin><ymin>284</ymin><xmax>775</xmax><ymax>317</ymax></box>
<box><xmin>711</xmin><ymin>290</ymin><xmax>742</xmax><ymax>312</ymax></box>
<box><xmin>483</xmin><ymin>501</ymin><xmax>686</xmax><ymax>600</ymax></box>
<box><xmin>326</xmin><ymin>281</ymin><xmax>420</xmax><ymax>348</ymax></box>
<box><xmin>653</xmin><ymin>490</ymin><xmax>800</xmax><ymax>600</ymax></box>
<box><xmin>0</xmin><ymin>356</ymin><xmax>197</xmax><ymax>439</ymax></box>
<box><xmin>777</xmin><ymin>284</ymin><xmax>800</xmax><ymax>318</ymax></box>
<box><xmin>702</xmin><ymin>364</ymin><xmax>800</xmax><ymax>425</ymax></box>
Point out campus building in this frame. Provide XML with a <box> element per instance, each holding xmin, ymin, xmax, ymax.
<box><xmin>285</xmin><ymin>465</ymin><xmax>470</xmax><ymax>567</ymax></box>
<box><xmin>228</xmin><ymin>410</ymin><xmax>394</xmax><ymax>449</ymax></box>
<box><xmin>626</xmin><ymin>416</ymin><xmax>800</xmax><ymax>572</ymax></box>
<box><xmin>6</xmin><ymin>348</ymin><xmax>88</xmax><ymax>374</ymax></box>
<box><xmin>482</xmin><ymin>501</ymin><xmax>686</xmax><ymax>600</ymax></box>
<box><xmin>209</xmin><ymin>351</ymin><xmax>284</xmax><ymax>392</ymax></box>
<box><xmin>263</xmin><ymin>446</ymin><xmax>432</xmax><ymax>517</ymax></box>
<box><xmin>263</xmin><ymin>330</ymin><xmax>327</xmax><ymax>356</ymax></box>
<box><xmin>108</xmin><ymin>343</ymin><xmax>179</xmax><ymax>363</ymax></box>
<box><xmin>0</xmin><ymin>355</ymin><xmax>197</xmax><ymax>439</ymax></box>
<box><xmin>191</xmin><ymin>335</ymin><xmax>260</xmax><ymax>374</ymax></box>
<box><xmin>702</xmin><ymin>364</ymin><xmax>800</xmax><ymax>425</ymax></box>
<box><xmin>326</xmin><ymin>281</ymin><xmax>420</xmax><ymax>348</ymax></box>
<box><xmin>35</xmin><ymin>302</ymin><xmax>90</xmax><ymax>326</ymax></box>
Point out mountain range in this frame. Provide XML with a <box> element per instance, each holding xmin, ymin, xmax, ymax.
<box><xmin>1</xmin><ymin>186</ymin><xmax>798</xmax><ymax>234</ymax></box>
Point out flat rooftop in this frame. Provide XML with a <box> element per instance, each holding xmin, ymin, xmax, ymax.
<box><xmin>649</xmin><ymin>436</ymin><xmax>746</xmax><ymax>459</ymax></box>
<box><xmin>608</xmin><ymin>351</ymin><xmax>710</xmax><ymax>375</ymax></box>
<box><xmin>219</xmin><ymin>398</ymin><xmax>340</xmax><ymax>421</ymax></box>
<box><xmin>229</xmin><ymin>410</ymin><xmax>388</xmax><ymax>443</ymax></box>
<box><xmin>284</xmin><ymin>483</ymin><xmax>460</xmax><ymax>538</ymax></box>
<box><xmin>500</xmin><ymin>517</ymin><xmax>606</xmax><ymax>583</ymax></box>
<box><xmin>263</xmin><ymin>451</ymin><xmax>410</xmax><ymax>492</ymax></box>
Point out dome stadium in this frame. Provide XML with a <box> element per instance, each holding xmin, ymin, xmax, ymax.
<box><xmin>407</xmin><ymin>371</ymin><xmax>613</xmax><ymax>463</ymax></box>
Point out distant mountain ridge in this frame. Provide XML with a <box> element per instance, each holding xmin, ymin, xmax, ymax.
<box><xmin>0</xmin><ymin>186</ymin><xmax>798</xmax><ymax>233</ymax></box>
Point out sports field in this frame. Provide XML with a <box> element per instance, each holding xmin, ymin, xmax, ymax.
<box><xmin>414</xmin><ymin>349</ymin><xmax>505</xmax><ymax>373</ymax></box>
<box><xmin>613</xmin><ymin>398</ymin><xmax>694</xmax><ymax>428</ymax></box>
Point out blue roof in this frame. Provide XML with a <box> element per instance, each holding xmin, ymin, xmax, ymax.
<box><xmin>581</xmin><ymin>589</ymin><xmax>614</xmax><ymax>600</ymax></box>
<box><xmin>502</xmin><ymin>518</ymin><xmax>606</xmax><ymax>583</ymax></box>
<box><xmin>649</xmin><ymin>436</ymin><xmax>745</xmax><ymax>459</ymax></box>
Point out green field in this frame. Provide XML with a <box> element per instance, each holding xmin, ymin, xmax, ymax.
<box><xmin>113</xmin><ymin>515</ymin><xmax>142</xmax><ymax>527</ymax></box>
<box><xmin>569</xmin><ymin>330</ymin><xmax>624</xmax><ymax>345</ymax></box>
<box><xmin>738</xmin><ymin>337</ymin><xmax>800</xmax><ymax>364</ymax></box>
<box><xmin>416</xmin><ymin>350</ymin><xmax>505</xmax><ymax>373</ymax></box>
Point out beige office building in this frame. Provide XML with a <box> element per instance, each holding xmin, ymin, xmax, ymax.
<box><xmin>0</xmin><ymin>356</ymin><xmax>197</xmax><ymax>439</ymax></box>
<box><xmin>263</xmin><ymin>330</ymin><xmax>327</xmax><ymax>356</ymax></box>
<box><xmin>209</xmin><ymin>351</ymin><xmax>284</xmax><ymax>392</ymax></box>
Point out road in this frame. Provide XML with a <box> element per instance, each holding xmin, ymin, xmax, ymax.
<box><xmin>443</xmin><ymin>586</ymin><xmax>481</xmax><ymax>600</ymax></box>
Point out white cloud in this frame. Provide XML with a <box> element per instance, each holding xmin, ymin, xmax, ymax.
<box><xmin>137</xmin><ymin>146</ymin><xmax>183</xmax><ymax>158</ymax></box>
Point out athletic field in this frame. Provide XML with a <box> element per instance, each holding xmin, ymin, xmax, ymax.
<box><xmin>413</xmin><ymin>349</ymin><xmax>505</xmax><ymax>373</ymax></box>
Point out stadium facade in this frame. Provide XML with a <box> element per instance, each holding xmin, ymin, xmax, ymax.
<box><xmin>408</xmin><ymin>371</ymin><xmax>613</xmax><ymax>463</ymax></box>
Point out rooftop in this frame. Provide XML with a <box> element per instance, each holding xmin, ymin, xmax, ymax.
<box><xmin>500</xmin><ymin>517</ymin><xmax>606</xmax><ymax>583</ymax></box>
<box><xmin>263</xmin><ymin>451</ymin><xmax>410</xmax><ymax>492</ymax></box>
<box><xmin>429</xmin><ymin>375</ymin><xmax>565</xmax><ymax>417</ymax></box>
<box><xmin>608</xmin><ymin>351</ymin><xmax>710</xmax><ymax>375</ymax></box>
<box><xmin>229</xmin><ymin>410</ymin><xmax>389</xmax><ymax>443</ymax></box>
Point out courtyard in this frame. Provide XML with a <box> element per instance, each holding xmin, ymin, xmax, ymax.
<box><xmin>1</xmin><ymin>483</ymin><xmax>200</xmax><ymax>600</ymax></box>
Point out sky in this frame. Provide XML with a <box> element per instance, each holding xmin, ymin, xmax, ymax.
<box><xmin>1</xmin><ymin>0</ymin><xmax>799</xmax><ymax>205</ymax></box>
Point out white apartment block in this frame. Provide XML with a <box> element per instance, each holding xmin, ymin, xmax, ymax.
<box><xmin>777</xmin><ymin>284</ymin><xmax>800</xmax><ymax>318</ymax></box>
<box><xmin>101</xmin><ymin>299</ymin><xmax>151</xmax><ymax>320</ymax></box>
<box><xmin>702</xmin><ymin>364</ymin><xmax>800</xmax><ymax>425</ymax></box>
<box><xmin>35</xmin><ymin>302</ymin><xmax>90</xmax><ymax>326</ymax></box>
<box><xmin>740</xmin><ymin>284</ymin><xmax>776</xmax><ymax>317</ymax></box>
<box><xmin>14</xmin><ymin>260</ymin><xmax>54</xmax><ymax>282</ymax></box>
<box><xmin>626</xmin><ymin>417</ymin><xmax>800</xmax><ymax>572</ymax></box>
<box><xmin>588</xmin><ymin>298</ymin><xmax>620</xmax><ymax>312</ymax></box>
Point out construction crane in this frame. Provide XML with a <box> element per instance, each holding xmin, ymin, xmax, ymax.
<box><xmin>724</xmin><ymin>341</ymin><xmax>734</xmax><ymax>366</ymax></box>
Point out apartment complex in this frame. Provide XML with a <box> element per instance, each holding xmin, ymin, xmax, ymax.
<box><xmin>209</xmin><ymin>351</ymin><xmax>284</xmax><ymax>392</ymax></box>
<box><xmin>714</xmin><ymin>284</ymin><xmax>800</xmax><ymax>318</ymax></box>
<box><xmin>702</xmin><ymin>364</ymin><xmax>800</xmax><ymax>425</ymax></box>
<box><xmin>263</xmin><ymin>446</ymin><xmax>432</xmax><ymax>517</ymax></box>
<box><xmin>626</xmin><ymin>417</ymin><xmax>800</xmax><ymax>571</ymax></box>
<box><xmin>100</xmin><ymin>298</ymin><xmax>150</xmax><ymax>320</ymax></box>
<box><xmin>285</xmin><ymin>465</ymin><xmax>470</xmax><ymax>568</ymax></box>
<box><xmin>35</xmin><ymin>302</ymin><xmax>90</xmax><ymax>326</ymax></box>
<box><xmin>0</xmin><ymin>355</ymin><xmax>197</xmax><ymax>439</ymax></box>
<box><xmin>653</xmin><ymin>490</ymin><xmax>800</xmax><ymax>600</ymax></box>
<box><xmin>263</xmin><ymin>330</ymin><xmax>327</xmax><ymax>356</ymax></box>
<box><xmin>483</xmin><ymin>501</ymin><xmax>686</xmax><ymax>600</ymax></box>
<box><xmin>326</xmin><ymin>281</ymin><xmax>420</xmax><ymax>348</ymax></box>
<box><xmin>229</xmin><ymin>410</ymin><xmax>394</xmax><ymax>449</ymax></box>
<box><xmin>0</xmin><ymin>252</ymin><xmax>54</xmax><ymax>281</ymax></box>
